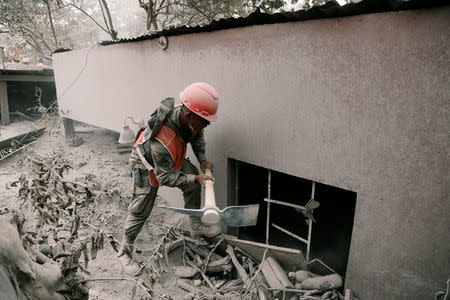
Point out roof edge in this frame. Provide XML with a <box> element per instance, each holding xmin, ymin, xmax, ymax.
<box><xmin>98</xmin><ymin>0</ymin><xmax>449</xmax><ymax>47</ymax></box>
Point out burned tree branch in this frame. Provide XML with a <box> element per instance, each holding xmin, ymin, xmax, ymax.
<box><xmin>187</xmin><ymin>260</ymin><xmax>217</xmax><ymax>293</ymax></box>
<box><xmin>202</xmin><ymin>237</ymin><xmax>224</xmax><ymax>273</ymax></box>
<box><xmin>226</xmin><ymin>244</ymin><xmax>250</xmax><ymax>286</ymax></box>
<box><xmin>137</xmin><ymin>222</ymin><xmax>178</xmax><ymax>274</ymax></box>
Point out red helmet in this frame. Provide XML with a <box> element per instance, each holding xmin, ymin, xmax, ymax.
<box><xmin>180</xmin><ymin>82</ymin><xmax>219</xmax><ymax>122</ymax></box>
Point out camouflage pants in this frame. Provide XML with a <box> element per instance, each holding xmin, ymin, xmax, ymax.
<box><xmin>121</xmin><ymin>157</ymin><xmax>200</xmax><ymax>255</ymax></box>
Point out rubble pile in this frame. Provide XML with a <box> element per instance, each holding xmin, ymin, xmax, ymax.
<box><xmin>152</xmin><ymin>229</ymin><xmax>352</xmax><ymax>300</ymax></box>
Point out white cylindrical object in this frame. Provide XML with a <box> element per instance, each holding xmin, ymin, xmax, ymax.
<box><xmin>201</xmin><ymin>169</ymin><xmax>220</xmax><ymax>225</ymax></box>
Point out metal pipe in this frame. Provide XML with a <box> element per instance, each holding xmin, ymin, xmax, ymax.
<box><xmin>235</xmin><ymin>161</ymin><xmax>239</xmax><ymax>206</ymax></box>
<box><xmin>306</xmin><ymin>181</ymin><xmax>315</xmax><ymax>262</ymax></box>
<box><xmin>272</xmin><ymin>223</ymin><xmax>308</xmax><ymax>244</ymax></box>
<box><xmin>306</xmin><ymin>219</ymin><xmax>312</xmax><ymax>263</ymax></box>
<box><xmin>234</xmin><ymin>161</ymin><xmax>240</xmax><ymax>236</ymax></box>
<box><xmin>264</xmin><ymin>198</ymin><xmax>306</xmax><ymax>211</ymax></box>
<box><xmin>266</xmin><ymin>169</ymin><xmax>271</xmax><ymax>245</ymax></box>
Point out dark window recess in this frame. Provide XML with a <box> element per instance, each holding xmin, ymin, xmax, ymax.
<box><xmin>227</xmin><ymin>159</ymin><xmax>357</xmax><ymax>277</ymax></box>
<box><xmin>6</xmin><ymin>81</ymin><xmax>57</xmax><ymax>120</ymax></box>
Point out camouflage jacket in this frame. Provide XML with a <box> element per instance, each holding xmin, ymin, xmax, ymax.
<box><xmin>131</xmin><ymin>98</ymin><xmax>206</xmax><ymax>188</ymax></box>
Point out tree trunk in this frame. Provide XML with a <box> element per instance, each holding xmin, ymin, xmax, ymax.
<box><xmin>148</xmin><ymin>1</ymin><xmax>158</xmax><ymax>31</ymax></box>
<box><xmin>43</xmin><ymin>0</ymin><xmax>59</xmax><ymax>48</ymax></box>
<box><xmin>99</xmin><ymin>0</ymin><xmax>117</xmax><ymax>40</ymax></box>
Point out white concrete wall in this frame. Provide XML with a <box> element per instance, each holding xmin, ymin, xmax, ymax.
<box><xmin>53</xmin><ymin>7</ymin><xmax>450</xmax><ymax>299</ymax></box>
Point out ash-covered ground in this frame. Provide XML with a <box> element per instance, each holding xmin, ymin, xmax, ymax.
<box><xmin>0</xmin><ymin>120</ymin><xmax>190</xmax><ymax>299</ymax></box>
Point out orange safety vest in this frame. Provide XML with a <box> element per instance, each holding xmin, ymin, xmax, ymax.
<box><xmin>134</xmin><ymin>125</ymin><xmax>187</xmax><ymax>187</ymax></box>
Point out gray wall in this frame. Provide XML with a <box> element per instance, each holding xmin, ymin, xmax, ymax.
<box><xmin>53</xmin><ymin>7</ymin><xmax>450</xmax><ymax>299</ymax></box>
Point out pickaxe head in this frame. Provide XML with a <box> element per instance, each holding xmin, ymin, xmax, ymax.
<box><xmin>157</xmin><ymin>204</ymin><xmax>260</xmax><ymax>227</ymax></box>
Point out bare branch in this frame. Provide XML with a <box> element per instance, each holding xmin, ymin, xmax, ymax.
<box><xmin>34</xmin><ymin>4</ymin><xmax>70</xmax><ymax>15</ymax></box>
<box><xmin>157</xmin><ymin>0</ymin><xmax>166</xmax><ymax>10</ymax></box>
<box><xmin>43</xmin><ymin>0</ymin><xmax>59</xmax><ymax>48</ymax></box>
<box><xmin>97</xmin><ymin>0</ymin><xmax>111</xmax><ymax>32</ymax></box>
<box><xmin>68</xmin><ymin>3</ymin><xmax>110</xmax><ymax>34</ymax></box>
<box><xmin>19</xmin><ymin>25</ymin><xmax>54</xmax><ymax>52</ymax></box>
<box><xmin>24</xmin><ymin>35</ymin><xmax>50</xmax><ymax>58</ymax></box>
<box><xmin>99</xmin><ymin>0</ymin><xmax>117</xmax><ymax>40</ymax></box>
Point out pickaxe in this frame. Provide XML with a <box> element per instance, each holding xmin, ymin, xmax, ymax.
<box><xmin>157</xmin><ymin>169</ymin><xmax>259</xmax><ymax>227</ymax></box>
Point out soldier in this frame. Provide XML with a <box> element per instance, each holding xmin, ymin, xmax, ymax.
<box><xmin>118</xmin><ymin>82</ymin><xmax>221</xmax><ymax>274</ymax></box>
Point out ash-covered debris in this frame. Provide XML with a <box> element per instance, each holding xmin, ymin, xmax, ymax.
<box><xmin>1</xmin><ymin>142</ymin><xmax>160</xmax><ymax>299</ymax></box>
<box><xmin>0</xmin><ymin>145</ymin><xmax>357</xmax><ymax>300</ymax></box>
<box><xmin>147</xmin><ymin>228</ymin><xmax>357</xmax><ymax>300</ymax></box>
<box><xmin>0</xmin><ymin>150</ymin><xmax>101</xmax><ymax>300</ymax></box>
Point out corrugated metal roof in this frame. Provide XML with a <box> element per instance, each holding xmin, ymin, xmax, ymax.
<box><xmin>98</xmin><ymin>0</ymin><xmax>448</xmax><ymax>47</ymax></box>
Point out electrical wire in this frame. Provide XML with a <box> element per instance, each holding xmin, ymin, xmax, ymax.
<box><xmin>55</xmin><ymin>44</ymin><xmax>99</xmax><ymax>106</ymax></box>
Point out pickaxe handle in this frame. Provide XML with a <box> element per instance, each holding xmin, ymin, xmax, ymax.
<box><xmin>201</xmin><ymin>169</ymin><xmax>221</xmax><ymax>225</ymax></box>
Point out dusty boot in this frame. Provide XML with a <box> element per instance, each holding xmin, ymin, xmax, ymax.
<box><xmin>117</xmin><ymin>246</ymin><xmax>141</xmax><ymax>276</ymax></box>
<box><xmin>189</xmin><ymin>216</ymin><xmax>221</xmax><ymax>238</ymax></box>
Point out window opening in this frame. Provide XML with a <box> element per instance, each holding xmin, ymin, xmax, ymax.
<box><xmin>228</xmin><ymin>159</ymin><xmax>357</xmax><ymax>277</ymax></box>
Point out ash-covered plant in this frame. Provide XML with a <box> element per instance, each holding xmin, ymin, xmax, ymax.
<box><xmin>30</xmin><ymin>98</ymin><xmax>61</xmax><ymax>136</ymax></box>
<box><xmin>7</xmin><ymin>149</ymin><xmax>105</xmax><ymax>299</ymax></box>
<box><xmin>12</xmin><ymin>148</ymin><xmax>92</xmax><ymax>230</ymax></box>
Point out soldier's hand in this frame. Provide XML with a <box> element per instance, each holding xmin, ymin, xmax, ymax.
<box><xmin>194</xmin><ymin>174</ymin><xmax>214</xmax><ymax>186</ymax></box>
<box><xmin>200</xmin><ymin>161</ymin><xmax>213</xmax><ymax>172</ymax></box>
